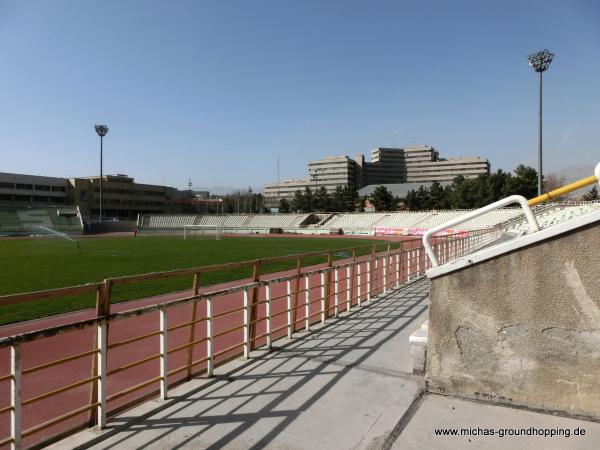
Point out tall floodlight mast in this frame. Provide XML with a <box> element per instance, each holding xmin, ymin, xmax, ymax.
<box><xmin>527</xmin><ymin>49</ymin><xmax>554</xmax><ymax>196</ymax></box>
<box><xmin>94</xmin><ymin>125</ymin><xmax>109</xmax><ymax>221</ymax></box>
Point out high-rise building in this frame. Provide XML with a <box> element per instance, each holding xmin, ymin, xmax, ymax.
<box><xmin>263</xmin><ymin>145</ymin><xmax>489</xmax><ymax>207</ymax></box>
<box><xmin>363</xmin><ymin>146</ymin><xmax>489</xmax><ymax>184</ymax></box>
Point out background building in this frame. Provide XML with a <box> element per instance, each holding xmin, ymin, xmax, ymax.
<box><xmin>0</xmin><ymin>172</ymin><xmax>187</xmax><ymax>220</ymax></box>
<box><xmin>363</xmin><ymin>146</ymin><xmax>489</xmax><ymax>184</ymax></box>
<box><xmin>69</xmin><ymin>174</ymin><xmax>180</xmax><ymax>220</ymax></box>
<box><xmin>264</xmin><ymin>145</ymin><xmax>489</xmax><ymax>207</ymax></box>
<box><xmin>0</xmin><ymin>172</ymin><xmax>69</xmax><ymax>207</ymax></box>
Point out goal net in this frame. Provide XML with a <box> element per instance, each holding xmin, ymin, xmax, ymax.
<box><xmin>183</xmin><ymin>225</ymin><xmax>223</xmax><ymax>240</ymax></box>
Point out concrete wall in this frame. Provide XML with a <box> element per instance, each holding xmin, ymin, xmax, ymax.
<box><xmin>426</xmin><ymin>222</ymin><xmax>600</xmax><ymax>418</ymax></box>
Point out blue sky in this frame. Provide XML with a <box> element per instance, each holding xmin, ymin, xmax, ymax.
<box><xmin>1</xmin><ymin>0</ymin><xmax>599</xmax><ymax>190</ymax></box>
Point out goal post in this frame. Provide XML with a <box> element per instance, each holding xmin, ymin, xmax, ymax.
<box><xmin>183</xmin><ymin>225</ymin><xmax>223</xmax><ymax>240</ymax></box>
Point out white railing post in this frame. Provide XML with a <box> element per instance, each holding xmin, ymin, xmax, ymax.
<box><xmin>243</xmin><ymin>288</ymin><xmax>250</xmax><ymax>358</ymax></box>
<box><xmin>416</xmin><ymin>248</ymin><xmax>421</xmax><ymax>276</ymax></box>
<box><xmin>286</xmin><ymin>280</ymin><xmax>292</xmax><ymax>339</ymax></box>
<box><xmin>407</xmin><ymin>250</ymin><xmax>412</xmax><ymax>281</ymax></box>
<box><xmin>334</xmin><ymin>269</ymin><xmax>339</xmax><ymax>318</ymax></box>
<box><xmin>206</xmin><ymin>296</ymin><xmax>214</xmax><ymax>376</ymax></box>
<box><xmin>383</xmin><ymin>256</ymin><xmax>388</xmax><ymax>294</ymax></box>
<box><xmin>366</xmin><ymin>261</ymin><xmax>371</xmax><ymax>302</ymax></box>
<box><xmin>159</xmin><ymin>307</ymin><xmax>168</xmax><ymax>400</ymax></box>
<box><xmin>357</xmin><ymin>263</ymin><xmax>362</xmax><ymax>308</ymax></box>
<box><xmin>320</xmin><ymin>272</ymin><xmax>326</xmax><ymax>324</ymax></box>
<box><xmin>266</xmin><ymin>283</ymin><xmax>272</xmax><ymax>348</ymax></box>
<box><xmin>305</xmin><ymin>275</ymin><xmax>310</xmax><ymax>331</ymax></box>
<box><xmin>97</xmin><ymin>319</ymin><xmax>107</xmax><ymax>429</ymax></box>
<box><xmin>395</xmin><ymin>253</ymin><xmax>400</xmax><ymax>287</ymax></box>
<box><xmin>346</xmin><ymin>266</ymin><xmax>351</xmax><ymax>311</ymax></box>
<box><xmin>10</xmin><ymin>344</ymin><xmax>21</xmax><ymax>450</ymax></box>
<box><xmin>374</xmin><ymin>258</ymin><xmax>379</xmax><ymax>298</ymax></box>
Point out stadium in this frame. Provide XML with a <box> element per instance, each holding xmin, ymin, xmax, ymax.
<box><xmin>0</xmin><ymin>161</ymin><xmax>599</xmax><ymax>448</ymax></box>
<box><xmin>3</xmin><ymin>2</ymin><xmax>600</xmax><ymax>448</ymax></box>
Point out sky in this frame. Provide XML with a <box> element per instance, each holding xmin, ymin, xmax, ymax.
<box><xmin>1</xmin><ymin>0</ymin><xmax>599</xmax><ymax>191</ymax></box>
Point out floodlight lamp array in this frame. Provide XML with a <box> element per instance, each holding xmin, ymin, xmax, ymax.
<box><xmin>94</xmin><ymin>124</ymin><xmax>109</xmax><ymax>137</ymax></box>
<box><xmin>528</xmin><ymin>49</ymin><xmax>554</xmax><ymax>73</ymax></box>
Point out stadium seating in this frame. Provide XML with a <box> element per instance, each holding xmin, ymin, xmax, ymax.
<box><xmin>147</xmin><ymin>215</ymin><xmax>196</xmax><ymax>229</ymax></box>
<box><xmin>504</xmin><ymin>202</ymin><xmax>600</xmax><ymax>235</ymax></box>
<box><xmin>0</xmin><ymin>207</ymin><xmax>82</xmax><ymax>234</ymax></box>
<box><xmin>135</xmin><ymin>202</ymin><xmax>600</xmax><ymax>237</ymax></box>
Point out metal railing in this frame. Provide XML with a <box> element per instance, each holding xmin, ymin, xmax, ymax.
<box><xmin>422</xmin><ymin>162</ymin><xmax>600</xmax><ymax>269</ymax></box>
<box><xmin>423</xmin><ymin>195</ymin><xmax>539</xmax><ymax>267</ymax></box>
<box><xmin>0</xmin><ymin>232</ymin><xmax>497</xmax><ymax>449</ymax></box>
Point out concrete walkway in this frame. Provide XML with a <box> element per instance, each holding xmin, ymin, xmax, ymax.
<box><xmin>54</xmin><ymin>279</ymin><xmax>430</xmax><ymax>450</ymax></box>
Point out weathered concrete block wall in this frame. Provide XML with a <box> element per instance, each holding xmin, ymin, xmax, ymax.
<box><xmin>426</xmin><ymin>222</ymin><xmax>600</xmax><ymax>418</ymax></box>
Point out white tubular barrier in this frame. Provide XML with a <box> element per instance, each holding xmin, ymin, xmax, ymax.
<box><xmin>286</xmin><ymin>280</ymin><xmax>292</xmax><ymax>339</ymax></box>
<box><xmin>346</xmin><ymin>266</ymin><xmax>351</xmax><ymax>311</ymax></box>
<box><xmin>97</xmin><ymin>320</ymin><xmax>107</xmax><ymax>429</ymax></box>
<box><xmin>356</xmin><ymin>264</ymin><xmax>362</xmax><ymax>308</ymax></box>
<box><xmin>383</xmin><ymin>256</ymin><xmax>387</xmax><ymax>294</ymax></box>
<box><xmin>11</xmin><ymin>344</ymin><xmax>21</xmax><ymax>450</ymax></box>
<box><xmin>305</xmin><ymin>276</ymin><xmax>310</xmax><ymax>331</ymax></box>
<box><xmin>395</xmin><ymin>253</ymin><xmax>400</xmax><ymax>288</ymax></box>
<box><xmin>243</xmin><ymin>289</ymin><xmax>249</xmax><ymax>358</ymax></box>
<box><xmin>366</xmin><ymin>261</ymin><xmax>371</xmax><ymax>302</ymax></box>
<box><xmin>159</xmin><ymin>308</ymin><xmax>168</xmax><ymax>400</ymax></box>
<box><xmin>334</xmin><ymin>269</ymin><xmax>339</xmax><ymax>318</ymax></box>
<box><xmin>423</xmin><ymin>195</ymin><xmax>540</xmax><ymax>268</ymax></box>
<box><xmin>320</xmin><ymin>273</ymin><xmax>326</xmax><ymax>324</ymax></box>
<box><xmin>206</xmin><ymin>297</ymin><xmax>214</xmax><ymax>376</ymax></box>
<box><xmin>265</xmin><ymin>285</ymin><xmax>272</xmax><ymax>348</ymax></box>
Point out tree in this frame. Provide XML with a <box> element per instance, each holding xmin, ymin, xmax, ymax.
<box><xmin>313</xmin><ymin>186</ymin><xmax>330</xmax><ymax>212</ymax></box>
<box><xmin>278</xmin><ymin>198</ymin><xmax>290</xmax><ymax>213</ymax></box>
<box><xmin>292</xmin><ymin>187</ymin><xmax>312</xmax><ymax>212</ymax></box>
<box><xmin>505</xmin><ymin>165</ymin><xmax>538</xmax><ymax>199</ymax></box>
<box><xmin>357</xmin><ymin>196</ymin><xmax>367</xmax><ymax>212</ymax></box>
<box><xmin>330</xmin><ymin>186</ymin><xmax>345</xmax><ymax>212</ymax></box>
<box><xmin>582</xmin><ymin>186</ymin><xmax>599</xmax><ymax>201</ymax></box>
<box><xmin>543</xmin><ymin>173</ymin><xmax>566</xmax><ymax>193</ymax></box>
<box><xmin>370</xmin><ymin>186</ymin><xmax>398</xmax><ymax>211</ymax></box>
<box><xmin>429</xmin><ymin>181</ymin><xmax>449</xmax><ymax>209</ymax></box>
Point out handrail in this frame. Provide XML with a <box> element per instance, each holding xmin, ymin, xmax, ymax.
<box><xmin>423</xmin><ymin>162</ymin><xmax>600</xmax><ymax>268</ymax></box>
<box><xmin>0</xmin><ymin>232</ymin><xmax>490</xmax><ymax>448</ymax></box>
<box><xmin>528</xmin><ymin>162</ymin><xmax>600</xmax><ymax>206</ymax></box>
<box><xmin>423</xmin><ymin>195</ymin><xmax>540</xmax><ymax>268</ymax></box>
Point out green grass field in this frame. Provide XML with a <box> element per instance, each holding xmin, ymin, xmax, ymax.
<box><xmin>0</xmin><ymin>235</ymin><xmax>392</xmax><ymax>325</ymax></box>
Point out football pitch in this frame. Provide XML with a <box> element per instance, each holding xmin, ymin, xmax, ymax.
<box><xmin>0</xmin><ymin>235</ymin><xmax>392</xmax><ymax>325</ymax></box>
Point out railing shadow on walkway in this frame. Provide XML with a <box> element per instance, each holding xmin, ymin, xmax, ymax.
<box><xmin>78</xmin><ymin>278</ymin><xmax>430</xmax><ymax>450</ymax></box>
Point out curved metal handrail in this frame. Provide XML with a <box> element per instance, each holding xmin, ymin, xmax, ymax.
<box><xmin>422</xmin><ymin>195</ymin><xmax>540</xmax><ymax>268</ymax></box>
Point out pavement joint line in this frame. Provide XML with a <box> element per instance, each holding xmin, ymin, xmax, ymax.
<box><xmin>355</xmin><ymin>378</ymin><xmax>425</xmax><ymax>450</ymax></box>
<box><xmin>381</xmin><ymin>389</ymin><xmax>427</xmax><ymax>450</ymax></box>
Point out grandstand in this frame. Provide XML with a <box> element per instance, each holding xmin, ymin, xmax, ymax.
<box><xmin>0</xmin><ymin>206</ymin><xmax>83</xmax><ymax>235</ymax></box>
<box><xmin>3</xmin><ymin>201</ymin><xmax>599</xmax><ymax>239</ymax></box>
<box><xmin>139</xmin><ymin>213</ymin><xmax>316</xmax><ymax>233</ymax></box>
<box><xmin>135</xmin><ymin>203</ymin><xmax>600</xmax><ymax>237</ymax></box>
<box><xmin>503</xmin><ymin>202</ymin><xmax>600</xmax><ymax>235</ymax></box>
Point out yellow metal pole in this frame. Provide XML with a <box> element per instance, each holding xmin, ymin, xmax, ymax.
<box><xmin>528</xmin><ymin>175</ymin><xmax>598</xmax><ymax>206</ymax></box>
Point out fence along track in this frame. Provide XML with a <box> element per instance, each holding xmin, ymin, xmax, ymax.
<box><xmin>0</xmin><ymin>230</ymin><xmax>497</xmax><ymax>449</ymax></box>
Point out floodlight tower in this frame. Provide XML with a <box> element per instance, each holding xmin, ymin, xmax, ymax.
<box><xmin>527</xmin><ymin>49</ymin><xmax>554</xmax><ymax>196</ymax></box>
<box><xmin>94</xmin><ymin>125</ymin><xmax>109</xmax><ymax>221</ymax></box>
